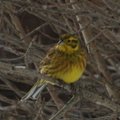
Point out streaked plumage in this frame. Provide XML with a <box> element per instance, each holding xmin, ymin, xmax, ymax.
<box><xmin>21</xmin><ymin>34</ymin><xmax>86</xmax><ymax>101</ymax></box>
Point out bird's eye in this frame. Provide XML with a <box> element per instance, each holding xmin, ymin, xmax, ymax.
<box><xmin>67</xmin><ymin>40</ymin><xmax>71</xmax><ymax>43</ymax></box>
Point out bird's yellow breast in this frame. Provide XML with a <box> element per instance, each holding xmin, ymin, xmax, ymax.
<box><xmin>55</xmin><ymin>65</ymin><xmax>84</xmax><ymax>84</ymax></box>
<box><xmin>40</xmin><ymin>46</ymin><xmax>86</xmax><ymax>84</ymax></box>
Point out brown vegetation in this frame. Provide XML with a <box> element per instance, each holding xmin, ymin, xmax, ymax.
<box><xmin>0</xmin><ymin>0</ymin><xmax>120</xmax><ymax>120</ymax></box>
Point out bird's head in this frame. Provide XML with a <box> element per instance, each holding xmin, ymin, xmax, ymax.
<box><xmin>56</xmin><ymin>34</ymin><xmax>80</xmax><ymax>54</ymax></box>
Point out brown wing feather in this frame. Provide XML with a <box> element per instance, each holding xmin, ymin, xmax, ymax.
<box><xmin>39</xmin><ymin>47</ymin><xmax>64</xmax><ymax>74</ymax></box>
<box><xmin>39</xmin><ymin>46</ymin><xmax>86</xmax><ymax>79</ymax></box>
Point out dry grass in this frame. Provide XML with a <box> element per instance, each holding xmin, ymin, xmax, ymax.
<box><xmin>0</xmin><ymin>0</ymin><xmax>120</xmax><ymax>120</ymax></box>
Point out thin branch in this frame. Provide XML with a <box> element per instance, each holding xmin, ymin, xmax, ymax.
<box><xmin>49</xmin><ymin>95</ymin><xmax>80</xmax><ymax>120</ymax></box>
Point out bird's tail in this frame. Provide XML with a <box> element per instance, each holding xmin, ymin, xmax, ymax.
<box><xmin>21</xmin><ymin>79</ymin><xmax>47</xmax><ymax>101</ymax></box>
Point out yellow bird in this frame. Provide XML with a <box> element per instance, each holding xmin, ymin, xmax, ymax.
<box><xmin>21</xmin><ymin>34</ymin><xmax>86</xmax><ymax>101</ymax></box>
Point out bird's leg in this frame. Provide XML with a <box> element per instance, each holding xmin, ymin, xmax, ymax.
<box><xmin>70</xmin><ymin>82</ymin><xmax>80</xmax><ymax>95</ymax></box>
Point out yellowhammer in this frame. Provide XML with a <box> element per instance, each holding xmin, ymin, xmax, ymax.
<box><xmin>21</xmin><ymin>34</ymin><xmax>86</xmax><ymax>101</ymax></box>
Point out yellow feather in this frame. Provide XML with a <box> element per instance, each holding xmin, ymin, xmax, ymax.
<box><xmin>21</xmin><ymin>34</ymin><xmax>87</xmax><ymax>101</ymax></box>
<box><xmin>55</xmin><ymin>65</ymin><xmax>84</xmax><ymax>83</ymax></box>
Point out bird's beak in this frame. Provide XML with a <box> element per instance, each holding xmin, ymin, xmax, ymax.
<box><xmin>58</xmin><ymin>39</ymin><xmax>63</xmax><ymax>45</ymax></box>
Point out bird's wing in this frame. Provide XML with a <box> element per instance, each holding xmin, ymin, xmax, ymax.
<box><xmin>39</xmin><ymin>48</ymin><xmax>67</xmax><ymax>75</ymax></box>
